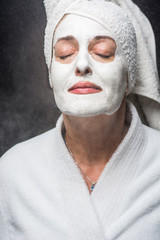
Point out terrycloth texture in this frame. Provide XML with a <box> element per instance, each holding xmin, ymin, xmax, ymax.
<box><xmin>0</xmin><ymin>102</ymin><xmax>160</xmax><ymax>240</ymax></box>
<box><xmin>112</xmin><ymin>0</ymin><xmax>160</xmax><ymax>131</ymax></box>
<box><xmin>43</xmin><ymin>0</ymin><xmax>160</xmax><ymax>130</ymax></box>
<box><xmin>111</xmin><ymin>0</ymin><xmax>160</xmax><ymax>101</ymax></box>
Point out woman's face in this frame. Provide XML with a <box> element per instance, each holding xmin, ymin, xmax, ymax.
<box><xmin>51</xmin><ymin>14</ymin><xmax>128</xmax><ymax>117</ymax></box>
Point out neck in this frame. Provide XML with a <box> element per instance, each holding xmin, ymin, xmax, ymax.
<box><xmin>63</xmin><ymin>98</ymin><xmax>129</xmax><ymax>168</ymax></box>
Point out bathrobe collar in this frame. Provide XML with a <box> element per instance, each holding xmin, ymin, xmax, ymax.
<box><xmin>54</xmin><ymin>101</ymin><xmax>146</xmax><ymax>239</ymax></box>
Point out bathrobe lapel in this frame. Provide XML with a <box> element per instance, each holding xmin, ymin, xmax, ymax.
<box><xmin>90</xmin><ymin>104</ymin><xmax>146</xmax><ymax>238</ymax></box>
<box><xmin>55</xmin><ymin>116</ymin><xmax>106</xmax><ymax>240</ymax></box>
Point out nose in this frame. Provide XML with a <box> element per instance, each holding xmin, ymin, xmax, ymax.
<box><xmin>75</xmin><ymin>66</ymin><xmax>92</xmax><ymax>76</ymax></box>
<box><xmin>75</xmin><ymin>48</ymin><xmax>92</xmax><ymax>76</ymax></box>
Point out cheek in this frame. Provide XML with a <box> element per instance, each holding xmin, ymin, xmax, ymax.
<box><xmin>93</xmin><ymin>57</ymin><xmax>127</xmax><ymax>91</ymax></box>
<box><xmin>50</xmin><ymin>58</ymin><xmax>76</xmax><ymax>89</ymax></box>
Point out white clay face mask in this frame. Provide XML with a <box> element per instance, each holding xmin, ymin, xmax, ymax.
<box><xmin>51</xmin><ymin>14</ymin><xmax>128</xmax><ymax>117</ymax></box>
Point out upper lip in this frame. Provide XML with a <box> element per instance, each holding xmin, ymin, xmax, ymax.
<box><xmin>68</xmin><ymin>81</ymin><xmax>102</xmax><ymax>91</ymax></box>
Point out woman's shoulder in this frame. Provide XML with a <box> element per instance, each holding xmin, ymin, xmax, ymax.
<box><xmin>0</xmin><ymin>127</ymin><xmax>61</xmax><ymax>226</ymax></box>
<box><xmin>0</xmin><ymin>127</ymin><xmax>60</xmax><ymax>202</ymax></box>
<box><xmin>0</xmin><ymin>127</ymin><xmax>57</xmax><ymax>172</ymax></box>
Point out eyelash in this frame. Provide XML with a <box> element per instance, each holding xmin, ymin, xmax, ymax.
<box><xmin>96</xmin><ymin>53</ymin><xmax>111</xmax><ymax>59</ymax></box>
<box><xmin>59</xmin><ymin>54</ymin><xmax>73</xmax><ymax>60</ymax></box>
<box><xmin>59</xmin><ymin>53</ymin><xmax>111</xmax><ymax>60</ymax></box>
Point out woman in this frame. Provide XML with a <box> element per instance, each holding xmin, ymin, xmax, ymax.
<box><xmin>0</xmin><ymin>0</ymin><xmax>160</xmax><ymax>239</ymax></box>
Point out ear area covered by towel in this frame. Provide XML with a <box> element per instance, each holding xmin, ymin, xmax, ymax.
<box><xmin>112</xmin><ymin>0</ymin><xmax>159</xmax><ymax>97</ymax></box>
<box><xmin>112</xmin><ymin>0</ymin><xmax>160</xmax><ymax>130</ymax></box>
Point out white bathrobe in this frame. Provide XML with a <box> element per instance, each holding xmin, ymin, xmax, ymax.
<box><xmin>0</xmin><ymin>102</ymin><xmax>160</xmax><ymax>240</ymax></box>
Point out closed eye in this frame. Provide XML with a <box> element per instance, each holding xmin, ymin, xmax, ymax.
<box><xmin>59</xmin><ymin>54</ymin><xmax>73</xmax><ymax>60</ymax></box>
<box><xmin>96</xmin><ymin>53</ymin><xmax>111</xmax><ymax>59</ymax></box>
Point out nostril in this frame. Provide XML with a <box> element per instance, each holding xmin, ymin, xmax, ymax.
<box><xmin>75</xmin><ymin>68</ymin><xmax>82</xmax><ymax>76</ymax></box>
<box><xmin>75</xmin><ymin>67</ymin><xmax>92</xmax><ymax>76</ymax></box>
<box><xmin>85</xmin><ymin>67</ymin><xmax>92</xmax><ymax>75</ymax></box>
<box><xmin>85</xmin><ymin>69</ymin><xmax>89</xmax><ymax>74</ymax></box>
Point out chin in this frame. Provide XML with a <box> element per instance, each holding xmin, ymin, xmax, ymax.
<box><xmin>60</xmin><ymin>105</ymin><xmax>110</xmax><ymax>117</ymax></box>
<box><xmin>55</xmin><ymin>93</ymin><xmax>124</xmax><ymax>117</ymax></box>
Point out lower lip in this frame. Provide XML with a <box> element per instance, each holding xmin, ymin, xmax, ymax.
<box><xmin>69</xmin><ymin>88</ymin><xmax>102</xmax><ymax>94</ymax></box>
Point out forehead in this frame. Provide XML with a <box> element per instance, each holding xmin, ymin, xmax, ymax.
<box><xmin>53</xmin><ymin>14</ymin><xmax>115</xmax><ymax>44</ymax></box>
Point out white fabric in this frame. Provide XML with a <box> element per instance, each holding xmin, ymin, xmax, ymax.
<box><xmin>0</xmin><ymin>102</ymin><xmax>160</xmax><ymax>240</ymax></box>
<box><xmin>111</xmin><ymin>0</ymin><xmax>159</xmax><ymax>101</ymax></box>
<box><xmin>112</xmin><ymin>0</ymin><xmax>160</xmax><ymax>131</ymax></box>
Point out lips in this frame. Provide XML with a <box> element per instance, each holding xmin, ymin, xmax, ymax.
<box><xmin>68</xmin><ymin>81</ymin><xmax>102</xmax><ymax>94</ymax></box>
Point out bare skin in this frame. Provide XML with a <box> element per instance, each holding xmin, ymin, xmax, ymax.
<box><xmin>63</xmin><ymin>97</ymin><xmax>129</xmax><ymax>194</ymax></box>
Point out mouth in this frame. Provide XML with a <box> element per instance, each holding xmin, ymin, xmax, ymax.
<box><xmin>68</xmin><ymin>81</ymin><xmax>102</xmax><ymax>94</ymax></box>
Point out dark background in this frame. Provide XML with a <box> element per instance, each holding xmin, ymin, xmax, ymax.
<box><xmin>0</xmin><ymin>0</ymin><xmax>160</xmax><ymax>156</ymax></box>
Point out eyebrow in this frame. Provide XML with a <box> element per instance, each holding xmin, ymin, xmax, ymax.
<box><xmin>94</xmin><ymin>36</ymin><xmax>114</xmax><ymax>41</ymax></box>
<box><xmin>57</xmin><ymin>35</ymin><xmax>75</xmax><ymax>42</ymax></box>
<box><xmin>57</xmin><ymin>35</ymin><xmax>114</xmax><ymax>43</ymax></box>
